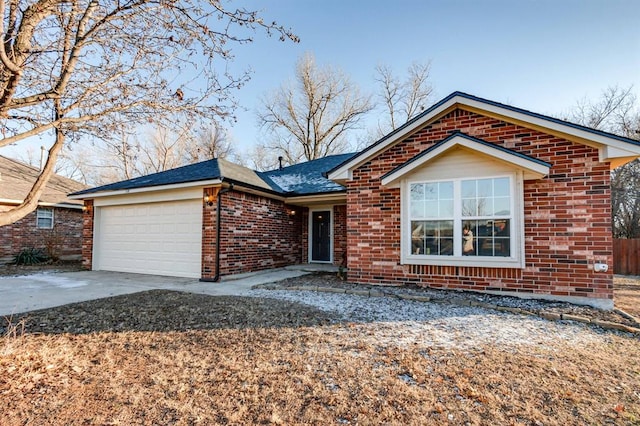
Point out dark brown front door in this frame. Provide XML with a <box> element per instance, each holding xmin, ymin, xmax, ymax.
<box><xmin>311</xmin><ymin>210</ymin><xmax>331</xmax><ymax>262</ymax></box>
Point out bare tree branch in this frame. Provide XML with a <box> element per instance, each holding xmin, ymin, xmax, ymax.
<box><xmin>0</xmin><ymin>0</ymin><xmax>298</xmax><ymax>225</ymax></box>
<box><xmin>256</xmin><ymin>53</ymin><xmax>372</xmax><ymax>167</ymax></box>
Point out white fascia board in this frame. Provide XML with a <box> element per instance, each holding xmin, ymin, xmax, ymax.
<box><xmin>0</xmin><ymin>198</ymin><xmax>82</xmax><ymax>209</ymax></box>
<box><xmin>460</xmin><ymin>97</ymin><xmax>640</xmax><ymax>158</ymax></box>
<box><xmin>68</xmin><ymin>178</ymin><xmax>223</xmax><ymax>200</ymax></box>
<box><xmin>381</xmin><ymin>135</ymin><xmax>550</xmax><ymax>187</ymax></box>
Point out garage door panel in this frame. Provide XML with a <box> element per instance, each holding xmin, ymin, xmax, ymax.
<box><xmin>95</xmin><ymin>199</ymin><xmax>202</xmax><ymax>278</ymax></box>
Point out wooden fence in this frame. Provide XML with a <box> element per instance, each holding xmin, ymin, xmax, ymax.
<box><xmin>613</xmin><ymin>238</ymin><xmax>640</xmax><ymax>275</ymax></box>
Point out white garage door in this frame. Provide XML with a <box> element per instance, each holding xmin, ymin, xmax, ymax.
<box><xmin>95</xmin><ymin>199</ymin><xmax>202</xmax><ymax>278</ymax></box>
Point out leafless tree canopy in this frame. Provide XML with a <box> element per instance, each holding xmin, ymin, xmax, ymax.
<box><xmin>569</xmin><ymin>86</ymin><xmax>640</xmax><ymax>238</ymax></box>
<box><xmin>375</xmin><ymin>61</ymin><xmax>433</xmax><ymax>134</ymax></box>
<box><xmin>256</xmin><ymin>53</ymin><xmax>373</xmax><ymax>168</ymax></box>
<box><xmin>0</xmin><ymin>0</ymin><xmax>297</xmax><ymax>225</ymax></box>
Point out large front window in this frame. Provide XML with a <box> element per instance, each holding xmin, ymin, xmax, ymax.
<box><xmin>408</xmin><ymin>176</ymin><xmax>514</xmax><ymax>261</ymax></box>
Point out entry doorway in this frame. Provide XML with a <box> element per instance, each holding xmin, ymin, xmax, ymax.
<box><xmin>310</xmin><ymin>209</ymin><xmax>332</xmax><ymax>263</ymax></box>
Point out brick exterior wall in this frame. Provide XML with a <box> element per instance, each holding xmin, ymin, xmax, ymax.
<box><xmin>82</xmin><ymin>200</ymin><xmax>94</xmax><ymax>270</ymax></box>
<box><xmin>346</xmin><ymin>108</ymin><xmax>614</xmax><ymax>305</ymax></box>
<box><xmin>0</xmin><ymin>205</ymin><xmax>83</xmax><ymax>264</ymax></box>
<box><xmin>201</xmin><ymin>188</ymin><xmax>304</xmax><ymax>279</ymax></box>
<box><xmin>333</xmin><ymin>205</ymin><xmax>348</xmax><ymax>267</ymax></box>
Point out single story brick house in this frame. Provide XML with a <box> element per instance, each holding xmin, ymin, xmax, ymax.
<box><xmin>0</xmin><ymin>155</ymin><xmax>86</xmax><ymax>264</ymax></box>
<box><xmin>70</xmin><ymin>92</ymin><xmax>640</xmax><ymax>309</ymax></box>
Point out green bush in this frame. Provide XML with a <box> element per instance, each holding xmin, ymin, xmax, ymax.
<box><xmin>13</xmin><ymin>248</ymin><xmax>50</xmax><ymax>266</ymax></box>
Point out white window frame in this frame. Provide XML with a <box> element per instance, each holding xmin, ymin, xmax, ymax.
<box><xmin>401</xmin><ymin>172</ymin><xmax>525</xmax><ymax>268</ymax></box>
<box><xmin>36</xmin><ymin>208</ymin><xmax>54</xmax><ymax>229</ymax></box>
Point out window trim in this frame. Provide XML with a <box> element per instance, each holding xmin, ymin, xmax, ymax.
<box><xmin>401</xmin><ymin>171</ymin><xmax>525</xmax><ymax>268</ymax></box>
<box><xmin>36</xmin><ymin>208</ymin><xmax>54</xmax><ymax>229</ymax></box>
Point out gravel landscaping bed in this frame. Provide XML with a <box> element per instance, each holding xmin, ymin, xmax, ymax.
<box><xmin>255</xmin><ymin>273</ymin><xmax>640</xmax><ymax>331</ymax></box>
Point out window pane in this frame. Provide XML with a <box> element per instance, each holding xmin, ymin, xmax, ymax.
<box><xmin>424</xmin><ymin>183</ymin><xmax>438</xmax><ymax>200</ymax></box>
<box><xmin>410</xmin><ymin>200</ymin><xmax>424</xmax><ymax>218</ymax></box>
<box><xmin>410</xmin><ymin>220</ymin><xmax>453</xmax><ymax>256</ymax></box>
<box><xmin>410</xmin><ymin>183</ymin><xmax>424</xmax><ymax>201</ymax></box>
<box><xmin>439</xmin><ymin>200</ymin><xmax>453</xmax><ymax>217</ymax></box>
<box><xmin>424</xmin><ymin>201</ymin><xmax>439</xmax><ymax>217</ymax></box>
<box><xmin>493</xmin><ymin>197</ymin><xmax>510</xmax><ymax>215</ymax></box>
<box><xmin>439</xmin><ymin>181</ymin><xmax>453</xmax><ymax>199</ymax></box>
<box><xmin>477</xmin><ymin>197</ymin><xmax>490</xmax><ymax>216</ymax></box>
<box><xmin>36</xmin><ymin>209</ymin><xmax>53</xmax><ymax>229</ymax></box>
<box><xmin>494</xmin><ymin>177</ymin><xmax>510</xmax><ymax>196</ymax></box>
<box><xmin>411</xmin><ymin>221</ymin><xmax>426</xmax><ymax>255</ymax></box>
<box><xmin>477</xmin><ymin>179</ymin><xmax>492</xmax><ymax>197</ymax></box>
<box><xmin>461</xmin><ymin>199</ymin><xmax>475</xmax><ymax>217</ymax></box>
<box><xmin>461</xmin><ymin>180</ymin><xmax>475</xmax><ymax>198</ymax></box>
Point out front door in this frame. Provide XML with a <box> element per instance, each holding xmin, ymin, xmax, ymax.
<box><xmin>311</xmin><ymin>210</ymin><xmax>331</xmax><ymax>262</ymax></box>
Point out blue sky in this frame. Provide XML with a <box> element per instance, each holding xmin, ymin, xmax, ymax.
<box><xmin>224</xmin><ymin>0</ymin><xmax>639</xmax><ymax>152</ymax></box>
<box><xmin>2</xmin><ymin>0</ymin><xmax>639</xmax><ymax>162</ymax></box>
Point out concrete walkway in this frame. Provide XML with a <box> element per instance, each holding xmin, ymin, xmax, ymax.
<box><xmin>0</xmin><ymin>265</ymin><xmax>337</xmax><ymax>316</ymax></box>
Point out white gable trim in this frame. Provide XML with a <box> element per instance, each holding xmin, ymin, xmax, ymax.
<box><xmin>381</xmin><ymin>134</ymin><xmax>550</xmax><ymax>188</ymax></box>
<box><xmin>328</xmin><ymin>92</ymin><xmax>640</xmax><ymax>181</ymax></box>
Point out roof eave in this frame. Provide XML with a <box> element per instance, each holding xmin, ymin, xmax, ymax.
<box><xmin>328</xmin><ymin>92</ymin><xmax>640</xmax><ymax>181</ymax></box>
<box><xmin>68</xmin><ymin>178</ymin><xmax>224</xmax><ymax>199</ymax></box>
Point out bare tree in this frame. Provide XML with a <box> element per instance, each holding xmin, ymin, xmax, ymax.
<box><xmin>186</xmin><ymin>122</ymin><xmax>237</xmax><ymax>163</ymax></box>
<box><xmin>375</xmin><ymin>61</ymin><xmax>434</xmax><ymax>134</ymax></box>
<box><xmin>0</xmin><ymin>0</ymin><xmax>297</xmax><ymax>225</ymax></box>
<box><xmin>568</xmin><ymin>86</ymin><xmax>640</xmax><ymax>238</ymax></box>
<box><xmin>256</xmin><ymin>53</ymin><xmax>373</xmax><ymax>167</ymax></box>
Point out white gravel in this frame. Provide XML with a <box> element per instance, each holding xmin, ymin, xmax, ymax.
<box><xmin>250</xmin><ymin>289</ymin><xmax>612</xmax><ymax>350</ymax></box>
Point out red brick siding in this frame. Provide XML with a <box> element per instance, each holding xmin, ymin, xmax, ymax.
<box><xmin>333</xmin><ymin>205</ymin><xmax>348</xmax><ymax>267</ymax></box>
<box><xmin>82</xmin><ymin>200</ymin><xmax>94</xmax><ymax>270</ymax></box>
<box><xmin>0</xmin><ymin>206</ymin><xmax>83</xmax><ymax>264</ymax></box>
<box><xmin>346</xmin><ymin>108</ymin><xmax>613</xmax><ymax>302</ymax></box>
<box><xmin>201</xmin><ymin>189</ymin><xmax>303</xmax><ymax>278</ymax></box>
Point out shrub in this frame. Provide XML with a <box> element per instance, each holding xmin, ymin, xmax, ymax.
<box><xmin>13</xmin><ymin>248</ymin><xmax>50</xmax><ymax>266</ymax></box>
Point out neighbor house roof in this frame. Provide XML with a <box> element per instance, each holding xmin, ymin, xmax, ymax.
<box><xmin>0</xmin><ymin>155</ymin><xmax>86</xmax><ymax>207</ymax></box>
<box><xmin>328</xmin><ymin>91</ymin><xmax>640</xmax><ymax>182</ymax></box>
<box><xmin>71</xmin><ymin>153</ymin><xmax>354</xmax><ymax>198</ymax></box>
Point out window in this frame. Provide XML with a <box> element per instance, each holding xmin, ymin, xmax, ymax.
<box><xmin>405</xmin><ymin>174</ymin><xmax>520</xmax><ymax>267</ymax></box>
<box><xmin>36</xmin><ymin>208</ymin><xmax>54</xmax><ymax>229</ymax></box>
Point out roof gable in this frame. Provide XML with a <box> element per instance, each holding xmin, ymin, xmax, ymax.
<box><xmin>328</xmin><ymin>91</ymin><xmax>640</xmax><ymax>182</ymax></box>
<box><xmin>381</xmin><ymin>132</ymin><xmax>551</xmax><ymax>187</ymax></box>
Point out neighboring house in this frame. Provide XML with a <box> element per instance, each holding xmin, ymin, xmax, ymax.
<box><xmin>0</xmin><ymin>156</ymin><xmax>86</xmax><ymax>264</ymax></box>
<box><xmin>70</xmin><ymin>92</ymin><xmax>640</xmax><ymax>309</ymax></box>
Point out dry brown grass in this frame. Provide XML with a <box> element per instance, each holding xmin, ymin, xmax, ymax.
<box><xmin>1</xmin><ymin>326</ymin><xmax>638</xmax><ymax>425</ymax></box>
<box><xmin>1</xmin><ymin>294</ymin><xmax>639</xmax><ymax>425</ymax></box>
<box><xmin>0</xmin><ymin>278</ymin><xmax>639</xmax><ymax>425</ymax></box>
<box><xmin>615</xmin><ymin>276</ymin><xmax>640</xmax><ymax>318</ymax></box>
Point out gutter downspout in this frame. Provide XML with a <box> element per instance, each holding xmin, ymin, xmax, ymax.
<box><xmin>201</xmin><ymin>183</ymin><xmax>233</xmax><ymax>283</ymax></box>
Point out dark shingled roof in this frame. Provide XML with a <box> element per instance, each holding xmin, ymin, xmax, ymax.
<box><xmin>72</xmin><ymin>154</ymin><xmax>354</xmax><ymax>197</ymax></box>
<box><xmin>71</xmin><ymin>159</ymin><xmax>222</xmax><ymax>196</ymax></box>
<box><xmin>258</xmin><ymin>153</ymin><xmax>354</xmax><ymax>195</ymax></box>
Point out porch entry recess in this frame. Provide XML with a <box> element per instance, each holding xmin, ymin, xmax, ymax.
<box><xmin>311</xmin><ymin>210</ymin><xmax>331</xmax><ymax>262</ymax></box>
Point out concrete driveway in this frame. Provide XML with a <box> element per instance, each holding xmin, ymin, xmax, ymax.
<box><xmin>0</xmin><ymin>268</ymin><xmax>313</xmax><ymax>316</ymax></box>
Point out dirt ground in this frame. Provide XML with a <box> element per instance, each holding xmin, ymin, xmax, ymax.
<box><xmin>1</xmin><ymin>275</ymin><xmax>639</xmax><ymax>425</ymax></box>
